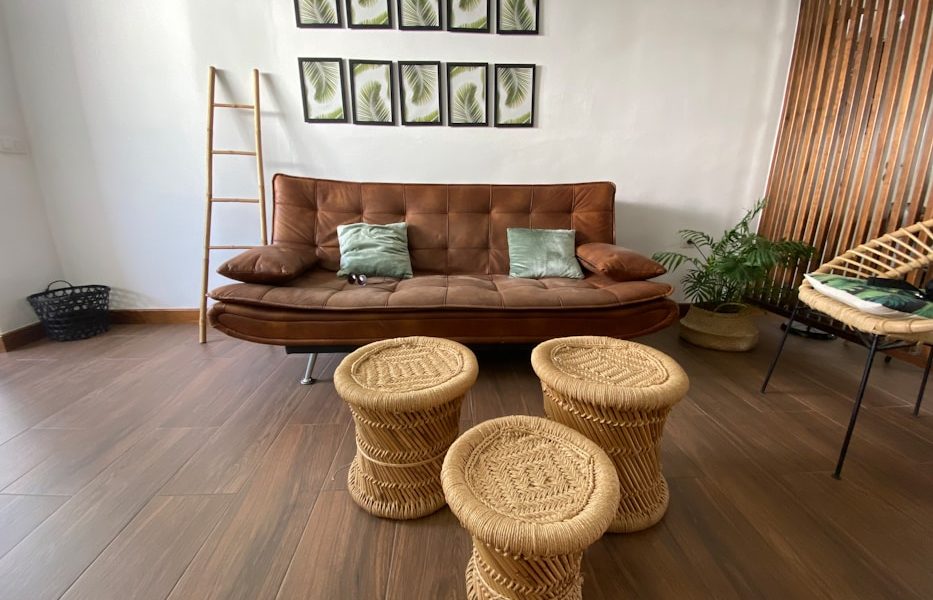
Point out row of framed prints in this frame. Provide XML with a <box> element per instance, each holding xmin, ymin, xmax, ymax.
<box><xmin>300</xmin><ymin>58</ymin><xmax>537</xmax><ymax>127</ymax></box>
<box><xmin>294</xmin><ymin>0</ymin><xmax>539</xmax><ymax>34</ymax></box>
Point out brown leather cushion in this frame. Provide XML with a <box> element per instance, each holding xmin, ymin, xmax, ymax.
<box><xmin>576</xmin><ymin>243</ymin><xmax>666</xmax><ymax>281</ymax></box>
<box><xmin>209</xmin><ymin>269</ymin><xmax>672</xmax><ymax>311</ymax></box>
<box><xmin>217</xmin><ymin>245</ymin><xmax>318</xmax><ymax>284</ymax></box>
<box><xmin>270</xmin><ymin>175</ymin><xmax>616</xmax><ymax>275</ymax></box>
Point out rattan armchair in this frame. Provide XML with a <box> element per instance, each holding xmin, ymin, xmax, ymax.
<box><xmin>762</xmin><ymin>219</ymin><xmax>933</xmax><ymax>478</ymax></box>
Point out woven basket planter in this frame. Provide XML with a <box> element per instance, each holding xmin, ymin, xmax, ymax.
<box><xmin>532</xmin><ymin>336</ymin><xmax>689</xmax><ymax>533</ymax></box>
<box><xmin>679</xmin><ymin>304</ymin><xmax>759</xmax><ymax>352</ymax></box>
<box><xmin>442</xmin><ymin>416</ymin><xmax>620</xmax><ymax>600</ymax></box>
<box><xmin>335</xmin><ymin>336</ymin><xmax>478</xmax><ymax>520</ymax></box>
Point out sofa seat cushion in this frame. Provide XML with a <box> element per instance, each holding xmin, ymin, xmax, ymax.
<box><xmin>209</xmin><ymin>270</ymin><xmax>672</xmax><ymax>311</ymax></box>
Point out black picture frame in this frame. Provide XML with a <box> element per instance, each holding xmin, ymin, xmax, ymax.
<box><xmin>398</xmin><ymin>61</ymin><xmax>443</xmax><ymax>126</ymax></box>
<box><xmin>346</xmin><ymin>0</ymin><xmax>394</xmax><ymax>29</ymax></box>
<box><xmin>496</xmin><ymin>0</ymin><xmax>539</xmax><ymax>35</ymax></box>
<box><xmin>447</xmin><ymin>0</ymin><xmax>491</xmax><ymax>33</ymax></box>
<box><xmin>349</xmin><ymin>60</ymin><xmax>397</xmax><ymax>126</ymax></box>
<box><xmin>398</xmin><ymin>0</ymin><xmax>442</xmax><ymax>30</ymax></box>
<box><xmin>298</xmin><ymin>58</ymin><xmax>349</xmax><ymax>123</ymax></box>
<box><xmin>294</xmin><ymin>0</ymin><xmax>344</xmax><ymax>28</ymax></box>
<box><xmin>494</xmin><ymin>63</ymin><xmax>535</xmax><ymax>128</ymax></box>
<box><xmin>447</xmin><ymin>62</ymin><xmax>488</xmax><ymax>127</ymax></box>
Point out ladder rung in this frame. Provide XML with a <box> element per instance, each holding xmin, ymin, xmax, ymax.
<box><xmin>215</xmin><ymin>103</ymin><xmax>255</xmax><ymax>109</ymax></box>
<box><xmin>208</xmin><ymin>245</ymin><xmax>258</xmax><ymax>250</ymax></box>
<box><xmin>213</xmin><ymin>150</ymin><xmax>256</xmax><ymax>156</ymax></box>
<box><xmin>211</xmin><ymin>197</ymin><xmax>260</xmax><ymax>204</ymax></box>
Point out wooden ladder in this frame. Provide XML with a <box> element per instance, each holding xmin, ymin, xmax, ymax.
<box><xmin>199</xmin><ymin>66</ymin><xmax>268</xmax><ymax>343</ymax></box>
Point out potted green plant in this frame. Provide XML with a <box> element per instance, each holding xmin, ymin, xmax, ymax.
<box><xmin>652</xmin><ymin>200</ymin><xmax>814</xmax><ymax>351</ymax></box>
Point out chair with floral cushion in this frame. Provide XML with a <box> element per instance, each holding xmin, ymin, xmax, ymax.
<box><xmin>761</xmin><ymin>219</ymin><xmax>933</xmax><ymax>477</ymax></box>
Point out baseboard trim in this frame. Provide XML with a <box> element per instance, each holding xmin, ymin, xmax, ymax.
<box><xmin>109</xmin><ymin>309</ymin><xmax>199</xmax><ymax>324</ymax></box>
<box><xmin>0</xmin><ymin>321</ymin><xmax>45</xmax><ymax>352</ymax></box>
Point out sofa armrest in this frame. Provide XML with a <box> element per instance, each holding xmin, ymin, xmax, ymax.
<box><xmin>217</xmin><ymin>245</ymin><xmax>318</xmax><ymax>284</ymax></box>
<box><xmin>576</xmin><ymin>243</ymin><xmax>666</xmax><ymax>282</ymax></box>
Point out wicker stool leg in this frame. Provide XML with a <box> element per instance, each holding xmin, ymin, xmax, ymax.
<box><xmin>347</xmin><ymin>399</ymin><xmax>462</xmax><ymax>519</ymax></box>
<box><xmin>543</xmin><ymin>386</ymin><xmax>671</xmax><ymax>533</ymax></box>
<box><xmin>466</xmin><ymin>540</ymin><xmax>583</xmax><ymax>600</ymax></box>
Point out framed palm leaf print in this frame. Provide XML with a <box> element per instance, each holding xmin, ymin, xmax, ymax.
<box><xmin>497</xmin><ymin>0</ymin><xmax>538</xmax><ymax>34</ymax></box>
<box><xmin>299</xmin><ymin>58</ymin><xmax>348</xmax><ymax>123</ymax></box>
<box><xmin>346</xmin><ymin>0</ymin><xmax>392</xmax><ymax>28</ymax></box>
<box><xmin>494</xmin><ymin>64</ymin><xmax>535</xmax><ymax>127</ymax></box>
<box><xmin>294</xmin><ymin>0</ymin><xmax>343</xmax><ymax>28</ymax></box>
<box><xmin>448</xmin><ymin>0</ymin><xmax>490</xmax><ymax>32</ymax></box>
<box><xmin>398</xmin><ymin>0</ymin><xmax>441</xmax><ymax>30</ymax></box>
<box><xmin>349</xmin><ymin>60</ymin><xmax>396</xmax><ymax>125</ymax></box>
<box><xmin>399</xmin><ymin>61</ymin><xmax>442</xmax><ymax>125</ymax></box>
<box><xmin>447</xmin><ymin>63</ymin><xmax>487</xmax><ymax>127</ymax></box>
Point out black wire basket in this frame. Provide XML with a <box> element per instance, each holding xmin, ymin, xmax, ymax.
<box><xmin>27</xmin><ymin>280</ymin><xmax>111</xmax><ymax>342</ymax></box>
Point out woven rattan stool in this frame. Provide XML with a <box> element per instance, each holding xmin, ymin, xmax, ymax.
<box><xmin>532</xmin><ymin>336</ymin><xmax>689</xmax><ymax>533</ymax></box>
<box><xmin>442</xmin><ymin>416</ymin><xmax>620</xmax><ymax>600</ymax></box>
<box><xmin>335</xmin><ymin>336</ymin><xmax>478</xmax><ymax>520</ymax></box>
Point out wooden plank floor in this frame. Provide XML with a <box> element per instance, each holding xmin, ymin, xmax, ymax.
<box><xmin>0</xmin><ymin>318</ymin><xmax>930</xmax><ymax>599</ymax></box>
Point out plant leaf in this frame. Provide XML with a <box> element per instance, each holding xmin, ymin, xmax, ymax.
<box><xmin>357</xmin><ymin>81</ymin><xmax>391</xmax><ymax>122</ymax></box>
<box><xmin>499</xmin><ymin>67</ymin><xmax>531</xmax><ymax>108</ymax></box>
<box><xmin>500</xmin><ymin>0</ymin><xmax>534</xmax><ymax>30</ymax></box>
<box><xmin>459</xmin><ymin>0</ymin><xmax>481</xmax><ymax>9</ymax></box>
<box><xmin>359</xmin><ymin>10</ymin><xmax>389</xmax><ymax>24</ymax></box>
<box><xmin>503</xmin><ymin>111</ymin><xmax>531</xmax><ymax>124</ymax></box>
<box><xmin>453</xmin><ymin>83</ymin><xmax>483</xmax><ymax>123</ymax></box>
<box><xmin>304</xmin><ymin>61</ymin><xmax>339</xmax><ymax>103</ymax></box>
<box><xmin>412</xmin><ymin>109</ymin><xmax>440</xmax><ymax>123</ymax></box>
<box><xmin>402</xmin><ymin>0</ymin><xmax>438</xmax><ymax>27</ymax></box>
<box><xmin>299</xmin><ymin>0</ymin><xmax>338</xmax><ymax>24</ymax></box>
<box><xmin>457</xmin><ymin>15</ymin><xmax>488</xmax><ymax>29</ymax></box>
<box><xmin>354</xmin><ymin>63</ymin><xmax>383</xmax><ymax>75</ymax></box>
<box><xmin>357</xmin><ymin>0</ymin><xmax>378</xmax><ymax>6</ymax></box>
<box><xmin>402</xmin><ymin>64</ymin><xmax>436</xmax><ymax>106</ymax></box>
<box><xmin>312</xmin><ymin>105</ymin><xmax>345</xmax><ymax>120</ymax></box>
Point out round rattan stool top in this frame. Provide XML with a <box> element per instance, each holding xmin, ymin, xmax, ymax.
<box><xmin>531</xmin><ymin>336</ymin><xmax>689</xmax><ymax>409</ymax></box>
<box><xmin>442</xmin><ymin>416</ymin><xmax>620</xmax><ymax>557</ymax></box>
<box><xmin>335</xmin><ymin>336</ymin><xmax>478</xmax><ymax>411</ymax></box>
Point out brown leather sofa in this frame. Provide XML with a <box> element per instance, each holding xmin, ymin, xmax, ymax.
<box><xmin>209</xmin><ymin>175</ymin><xmax>678</xmax><ymax>380</ymax></box>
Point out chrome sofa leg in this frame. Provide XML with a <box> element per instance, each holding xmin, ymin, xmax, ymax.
<box><xmin>299</xmin><ymin>353</ymin><xmax>318</xmax><ymax>385</ymax></box>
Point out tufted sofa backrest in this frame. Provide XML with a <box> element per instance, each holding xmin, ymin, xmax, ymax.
<box><xmin>271</xmin><ymin>175</ymin><xmax>616</xmax><ymax>275</ymax></box>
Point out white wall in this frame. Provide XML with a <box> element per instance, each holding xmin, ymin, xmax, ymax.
<box><xmin>0</xmin><ymin>0</ymin><xmax>797</xmax><ymax>307</ymax></box>
<box><xmin>0</xmin><ymin>10</ymin><xmax>63</xmax><ymax>333</ymax></box>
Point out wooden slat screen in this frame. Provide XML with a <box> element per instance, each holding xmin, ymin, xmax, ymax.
<box><xmin>757</xmin><ymin>0</ymin><xmax>933</xmax><ymax>310</ymax></box>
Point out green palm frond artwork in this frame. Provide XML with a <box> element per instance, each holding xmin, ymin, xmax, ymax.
<box><xmin>448</xmin><ymin>65</ymin><xmax>487</xmax><ymax>125</ymax></box>
<box><xmin>498</xmin><ymin>0</ymin><xmax>536</xmax><ymax>32</ymax></box>
<box><xmin>400</xmin><ymin>0</ymin><xmax>439</xmax><ymax>28</ymax></box>
<box><xmin>402</xmin><ymin>64</ymin><xmax>436</xmax><ymax>106</ymax></box>
<box><xmin>400</xmin><ymin>62</ymin><xmax>440</xmax><ymax>125</ymax></box>
<box><xmin>304</xmin><ymin>61</ymin><xmax>340</xmax><ymax>103</ymax></box>
<box><xmin>357</xmin><ymin>81</ymin><xmax>391</xmax><ymax>122</ymax></box>
<box><xmin>453</xmin><ymin>84</ymin><xmax>483</xmax><ymax>123</ymax></box>
<box><xmin>351</xmin><ymin>62</ymin><xmax>394</xmax><ymax>124</ymax></box>
<box><xmin>450</xmin><ymin>0</ymin><xmax>488</xmax><ymax>30</ymax></box>
<box><xmin>495</xmin><ymin>65</ymin><xmax>534</xmax><ymax>127</ymax></box>
<box><xmin>300</xmin><ymin>59</ymin><xmax>346</xmax><ymax>122</ymax></box>
<box><xmin>297</xmin><ymin>0</ymin><xmax>339</xmax><ymax>25</ymax></box>
<box><xmin>349</xmin><ymin>0</ymin><xmax>391</xmax><ymax>27</ymax></box>
<box><xmin>498</xmin><ymin>66</ymin><xmax>531</xmax><ymax>107</ymax></box>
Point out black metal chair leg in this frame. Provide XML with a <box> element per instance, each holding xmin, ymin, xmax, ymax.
<box><xmin>914</xmin><ymin>345</ymin><xmax>932</xmax><ymax>417</ymax></box>
<box><xmin>833</xmin><ymin>334</ymin><xmax>880</xmax><ymax>479</ymax></box>
<box><xmin>761</xmin><ymin>300</ymin><xmax>801</xmax><ymax>393</ymax></box>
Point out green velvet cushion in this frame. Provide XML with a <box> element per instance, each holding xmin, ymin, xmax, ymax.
<box><xmin>336</xmin><ymin>222</ymin><xmax>413</xmax><ymax>279</ymax></box>
<box><xmin>507</xmin><ymin>228</ymin><xmax>584</xmax><ymax>279</ymax></box>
